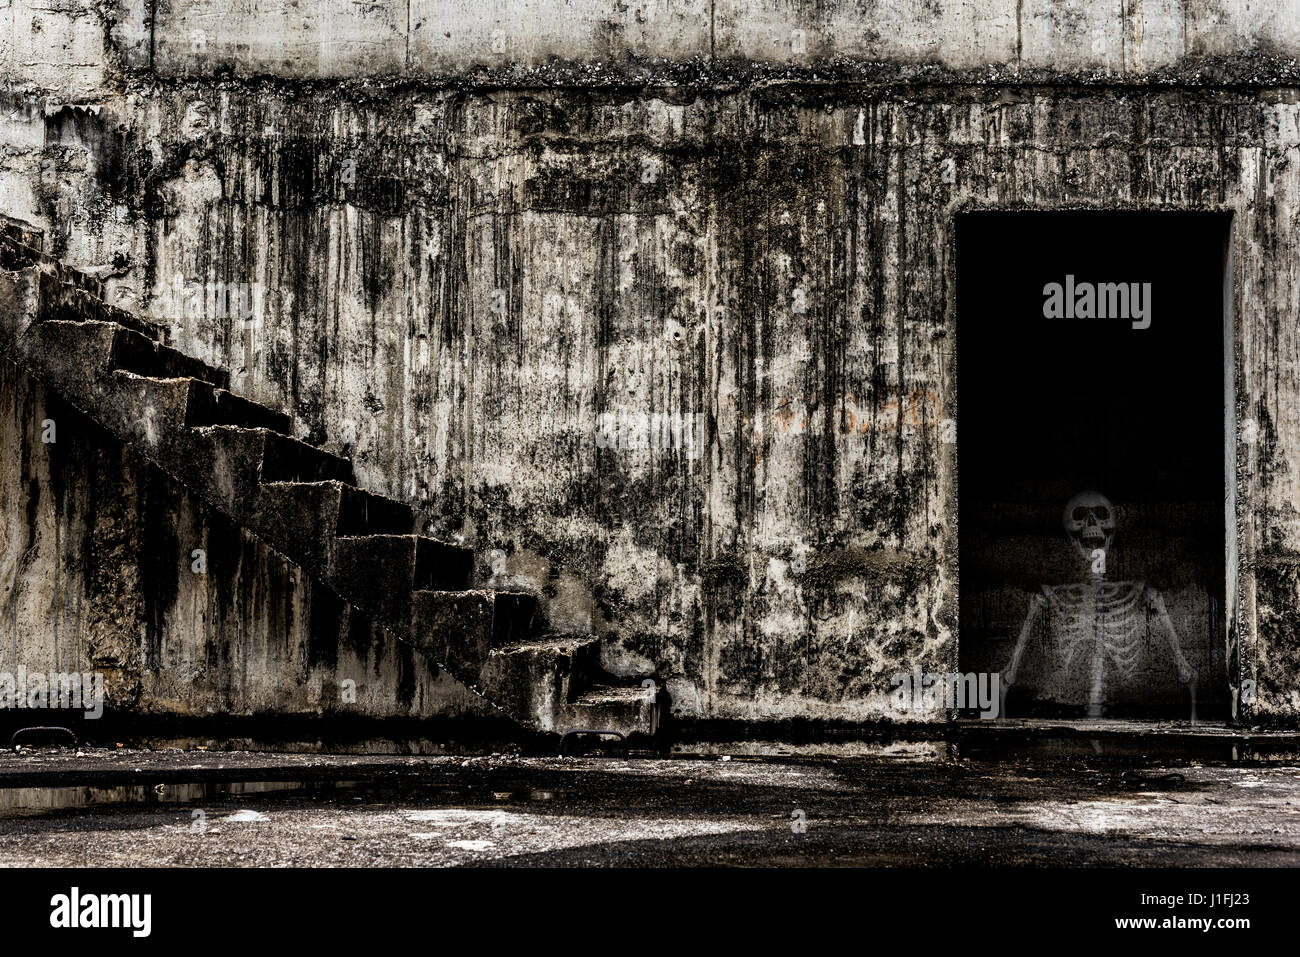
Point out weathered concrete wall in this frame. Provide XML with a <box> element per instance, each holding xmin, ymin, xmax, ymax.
<box><xmin>15</xmin><ymin>81</ymin><xmax>1294</xmax><ymax>725</ymax></box>
<box><xmin>3</xmin><ymin>0</ymin><xmax>1300</xmax><ymax>725</ymax></box>
<box><xmin>9</xmin><ymin>0</ymin><xmax>1300</xmax><ymax>88</ymax></box>
<box><xmin>0</xmin><ymin>352</ymin><xmax>492</xmax><ymax>722</ymax></box>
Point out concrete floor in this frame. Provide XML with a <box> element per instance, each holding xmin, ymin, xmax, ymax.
<box><xmin>2</xmin><ymin>735</ymin><xmax>1299</xmax><ymax>866</ymax></box>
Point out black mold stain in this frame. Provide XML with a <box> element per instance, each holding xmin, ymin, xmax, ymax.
<box><xmin>139</xmin><ymin>470</ymin><xmax>182</xmax><ymax>672</ymax></box>
<box><xmin>307</xmin><ymin>583</ymin><xmax>344</xmax><ymax>672</ymax></box>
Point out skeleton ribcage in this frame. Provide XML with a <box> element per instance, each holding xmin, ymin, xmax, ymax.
<box><xmin>1045</xmin><ymin>581</ymin><xmax>1149</xmax><ymax>679</ymax></box>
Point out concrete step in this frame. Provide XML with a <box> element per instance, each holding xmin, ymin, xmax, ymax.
<box><xmin>13</xmin><ymin>325</ymin><xmax>285</xmax><ymax>445</ymax></box>
<box><xmin>482</xmin><ymin>635</ymin><xmax>603</xmax><ymax>728</ymax></box>
<box><xmin>253</xmin><ymin>480</ymin><xmax>416</xmax><ymax>569</ymax></box>
<box><xmin>408</xmin><ymin>589</ymin><xmax>541</xmax><ymax>684</ymax></box>
<box><xmin>108</xmin><ymin>323</ymin><xmax>229</xmax><ymax>389</ymax></box>
<box><xmin>180</xmin><ymin>426</ymin><xmax>354</xmax><ymax>509</ymax></box>
<box><xmin>0</xmin><ymin>228</ymin><xmax>41</xmax><ymax>268</ymax></box>
<box><xmin>20</xmin><ymin>317</ymin><xmax>279</xmax><ymax>436</ymax></box>
<box><xmin>328</xmin><ymin>535</ymin><xmax>474</xmax><ymax>622</ymax></box>
<box><xmin>107</xmin><ymin>372</ymin><xmax>292</xmax><ymax>449</ymax></box>
<box><xmin>189</xmin><ymin>385</ymin><xmax>292</xmax><ymax>434</ymax></box>
<box><xmin>19</xmin><ymin>319</ymin><xmax>229</xmax><ymax>399</ymax></box>
<box><xmin>491</xmin><ymin>592</ymin><xmax>542</xmax><ymax>647</ymax></box>
<box><xmin>39</xmin><ymin>275</ymin><xmax>108</xmax><ymax>325</ymax></box>
<box><xmin>34</xmin><ymin>275</ymin><xmax>158</xmax><ymax>340</ymax></box>
<box><xmin>20</xmin><ymin>319</ymin><xmax>120</xmax><ymax>394</ymax></box>
<box><xmin>0</xmin><ymin>266</ymin><xmax>38</xmax><ymax>344</ymax></box>
<box><xmin>563</xmin><ymin>682</ymin><xmax>661</xmax><ymax>738</ymax></box>
<box><xmin>103</xmin><ymin>372</ymin><xmax>199</xmax><ymax>455</ymax></box>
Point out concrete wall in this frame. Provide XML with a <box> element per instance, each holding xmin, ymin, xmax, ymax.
<box><xmin>3</xmin><ymin>0</ymin><xmax>1300</xmax><ymax>725</ymax></box>
<box><xmin>9</xmin><ymin>0</ymin><xmax>1300</xmax><ymax>89</ymax></box>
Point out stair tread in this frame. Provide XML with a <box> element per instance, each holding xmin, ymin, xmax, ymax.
<box><xmin>38</xmin><ymin>317</ymin><xmax>117</xmax><ymax>329</ymax></box>
<box><xmin>491</xmin><ymin>636</ymin><xmax>601</xmax><ymax>655</ymax></box>
<box><xmin>192</xmin><ymin>423</ymin><xmax>284</xmax><ymax>435</ymax></box>
<box><xmin>261</xmin><ymin>478</ymin><xmax>352</xmax><ymax>487</ymax></box>
<box><xmin>337</xmin><ymin>533</ymin><xmax>461</xmax><ymax>544</ymax></box>
<box><xmin>572</xmin><ymin>683</ymin><xmax>656</xmax><ymax>705</ymax></box>
<box><xmin>108</xmin><ymin>373</ymin><xmax>290</xmax><ymax>434</ymax></box>
<box><xmin>412</xmin><ymin>587</ymin><xmax>534</xmax><ymax>599</ymax></box>
<box><xmin>108</xmin><ymin>324</ymin><xmax>228</xmax><ymax>387</ymax></box>
<box><xmin>337</xmin><ymin>533</ymin><xmax>474</xmax><ymax>559</ymax></box>
<box><xmin>112</xmin><ymin>369</ymin><xmax>190</xmax><ymax>383</ymax></box>
<box><xmin>260</xmin><ymin>478</ymin><xmax>384</xmax><ymax>496</ymax></box>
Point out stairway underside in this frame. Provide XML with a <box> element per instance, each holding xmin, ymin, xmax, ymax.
<box><xmin>0</xmin><ymin>220</ymin><xmax>659</xmax><ymax>740</ymax></box>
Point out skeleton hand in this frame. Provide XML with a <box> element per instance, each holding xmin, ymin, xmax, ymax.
<box><xmin>1147</xmin><ymin>588</ymin><xmax>1196</xmax><ymax>687</ymax></box>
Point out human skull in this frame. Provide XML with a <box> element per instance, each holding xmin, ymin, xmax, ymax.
<box><xmin>1063</xmin><ymin>490</ymin><xmax>1115</xmax><ymax>569</ymax></box>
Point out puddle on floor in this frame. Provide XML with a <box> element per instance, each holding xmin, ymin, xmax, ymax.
<box><xmin>0</xmin><ymin>778</ymin><xmax>576</xmax><ymax>819</ymax></box>
<box><xmin>0</xmin><ymin>780</ymin><xmax>361</xmax><ymax>817</ymax></box>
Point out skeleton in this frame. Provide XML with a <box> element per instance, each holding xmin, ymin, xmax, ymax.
<box><xmin>1001</xmin><ymin>491</ymin><xmax>1197</xmax><ymax>720</ymax></box>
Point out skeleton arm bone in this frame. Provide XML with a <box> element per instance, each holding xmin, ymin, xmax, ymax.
<box><xmin>1147</xmin><ymin>587</ymin><xmax>1198</xmax><ymax>722</ymax></box>
<box><xmin>1003</xmin><ymin>588</ymin><xmax>1050</xmax><ymax>687</ymax></box>
<box><xmin>1146</xmin><ymin>588</ymin><xmax>1196</xmax><ymax>684</ymax></box>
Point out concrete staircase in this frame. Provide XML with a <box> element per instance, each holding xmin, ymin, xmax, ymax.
<box><xmin>0</xmin><ymin>219</ymin><xmax>659</xmax><ymax>740</ymax></box>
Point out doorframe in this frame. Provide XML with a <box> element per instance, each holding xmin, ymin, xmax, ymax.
<box><xmin>945</xmin><ymin>203</ymin><xmax>1243</xmax><ymax>724</ymax></box>
<box><xmin>1223</xmin><ymin>211</ymin><xmax>1251</xmax><ymax>725</ymax></box>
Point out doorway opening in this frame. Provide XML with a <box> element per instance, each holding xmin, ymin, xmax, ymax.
<box><xmin>956</xmin><ymin>210</ymin><xmax>1231</xmax><ymax>721</ymax></box>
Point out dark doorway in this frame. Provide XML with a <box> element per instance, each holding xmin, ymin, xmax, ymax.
<box><xmin>956</xmin><ymin>211</ymin><xmax>1230</xmax><ymax>721</ymax></box>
